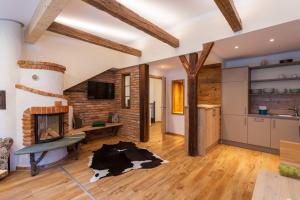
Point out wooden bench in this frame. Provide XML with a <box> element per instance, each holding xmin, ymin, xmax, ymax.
<box><xmin>68</xmin><ymin>123</ymin><xmax>123</xmax><ymax>139</ymax></box>
<box><xmin>15</xmin><ymin>133</ymin><xmax>85</xmax><ymax>176</ymax></box>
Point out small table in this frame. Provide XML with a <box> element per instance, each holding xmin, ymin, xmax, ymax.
<box><xmin>15</xmin><ymin>133</ymin><xmax>85</xmax><ymax>176</ymax></box>
<box><xmin>252</xmin><ymin>170</ymin><xmax>300</xmax><ymax>200</ymax></box>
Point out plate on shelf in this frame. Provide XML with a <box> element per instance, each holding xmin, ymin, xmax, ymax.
<box><xmin>263</xmin><ymin>88</ymin><xmax>274</xmax><ymax>94</ymax></box>
<box><xmin>288</xmin><ymin>88</ymin><xmax>300</xmax><ymax>93</ymax></box>
<box><xmin>251</xmin><ymin>89</ymin><xmax>262</xmax><ymax>94</ymax></box>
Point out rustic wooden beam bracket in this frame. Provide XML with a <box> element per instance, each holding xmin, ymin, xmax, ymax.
<box><xmin>179</xmin><ymin>42</ymin><xmax>214</xmax><ymax>156</ymax></box>
<box><xmin>214</xmin><ymin>0</ymin><xmax>242</xmax><ymax>32</ymax></box>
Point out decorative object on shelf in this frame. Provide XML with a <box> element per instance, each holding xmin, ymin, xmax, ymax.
<box><xmin>258</xmin><ymin>106</ymin><xmax>268</xmax><ymax>115</ymax></box>
<box><xmin>92</xmin><ymin>121</ymin><xmax>106</xmax><ymax>127</ymax></box>
<box><xmin>260</xmin><ymin>60</ymin><xmax>269</xmax><ymax>66</ymax></box>
<box><xmin>289</xmin><ymin>88</ymin><xmax>300</xmax><ymax>93</ymax></box>
<box><xmin>250</xmin><ymin>89</ymin><xmax>262</xmax><ymax>94</ymax></box>
<box><xmin>291</xmin><ymin>74</ymin><xmax>298</xmax><ymax>78</ymax></box>
<box><xmin>0</xmin><ymin>91</ymin><xmax>6</xmax><ymax>110</ymax></box>
<box><xmin>276</xmin><ymin>88</ymin><xmax>287</xmax><ymax>94</ymax></box>
<box><xmin>278</xmin><ymin>74</ymin><xmax>287</xmax><ymax>79</ymax></box>
<box><xmin>32</xmin><ymin>74</ymin><xmax>39</xmax><ymax>81</ymax></box>
<box><xmin>280</xmin><ymin>59</ymin><xmax>293</xmax><ymax>64</ymax></box>
<box><xmin>263</xmin><ymin>88</ymin><xmax>274</xmax><ymax>94</ymax></box>
<box><xmin>107</xmin><ymin>112</ymin><xmax>120</xmax><ymax>123</ymax></box>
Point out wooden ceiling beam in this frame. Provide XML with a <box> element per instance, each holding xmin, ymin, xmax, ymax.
<box><xmin>81</xmin><ymin>0</ymin><xmax>179</xmax><ymax>48</ymax></box>
<box><xmin>47</xmin><ymin>22</ymin><xmax>142</xmax><ymax>57</ymax></box>
<box><xmin>25</xmin><ymin>0</ymin><xmax>70</xmax><ymax>43</ymax></box>
<box><xmin>214</xmin><ymin>0</ymin><xmax>242</xmax><ymax>32</ymax></box>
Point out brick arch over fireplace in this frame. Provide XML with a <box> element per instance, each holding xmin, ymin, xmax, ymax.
<box><xmin>22</xmin><ymin>101</ymin><xmax>69</xmax><ymax>146</ymax></box>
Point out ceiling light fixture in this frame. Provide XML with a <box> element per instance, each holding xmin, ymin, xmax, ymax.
<box><xmin>234</xmin><ymin>46</ymin><xmax>239</xmax><ymax>49</ymax></box>
<box><xmin>269</xmin><ymin>38</ymin><xmax>275</xmax><ymax>42</ymax></box>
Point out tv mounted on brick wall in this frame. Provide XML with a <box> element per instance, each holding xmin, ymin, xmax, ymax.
<box><xmin>87</xmin><ymin>81</ymin><xmax>115</xmax><ymax>99</ymax></box>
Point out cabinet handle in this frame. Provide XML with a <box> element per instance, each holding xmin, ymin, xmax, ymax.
<box><xmin>244</xmin><ymin>117</ymin><xmax>247</xmax><ymax>126</ymax></box>
<box><xmin>299</xmin><ymin>126</ymin><xmax>300</xmax><ymax>138</ymax></box>
<box><xmin>254</xmin><ymin>118</ymin><xmax>264</xmax><ymax>122</ymax></box>
<box><xmin>273</xmin><ymin>120</ymin><xmax>276</xmax><ymax>129</ymax></box>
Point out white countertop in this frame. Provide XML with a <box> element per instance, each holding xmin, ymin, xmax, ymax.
<box><xmin>197</xmin><ymin>104</ymin><xmax>221</xmax><ymax>109</ymax></box>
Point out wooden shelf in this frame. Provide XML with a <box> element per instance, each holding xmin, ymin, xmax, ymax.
<box><xmin>250</xmin><ymin>61</ymin><xmax>300</xmax><ymax>70</ymax></box>
<box><xmin>249</xmin><ymin>93</ymin><xmax>300</xmax><ymax>96</ymax></box>
<box><xmin>251</xmin><ymin>77</ymin><xmax>300</xmax><ymax>83</ymax></box>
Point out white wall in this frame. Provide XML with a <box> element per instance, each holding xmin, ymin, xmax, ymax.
<box><xmin>165</xmin><ymin>68</ymin><xmax>187</xmax><ymax>135</ymax></box>
<box><xmin>149</xmin><ymin>78</ymin><xmax>162</xmax><ymax>121</ymax></box>
<box><xmin>0</xmin><ymin>20</ymin><xmax>22</xmax><ymax>169</ymax></box>
<box><xmin>21</xmin><ymin>1</ymin><xmax>300</xmax><ymax>90</ymax></box>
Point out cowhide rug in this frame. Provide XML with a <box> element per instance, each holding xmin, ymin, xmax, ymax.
<box><xmin>88</xmin><ymin>141</ymin><xmax>168</xmax><ymax>182</ymax></box>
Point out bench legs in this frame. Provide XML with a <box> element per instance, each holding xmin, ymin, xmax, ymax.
<box><xmin>30</xmin><ymin>151</ymin><xmax>47</xmax><ymax>176</ymax></box>
<box><xmin>72</xmin><ymin>143</ymin><xmax>80</xmax><ymax>160</ymax></box>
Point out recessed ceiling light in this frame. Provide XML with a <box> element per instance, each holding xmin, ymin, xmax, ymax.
<box><xmin>234</xmin><ymin>46</ymin><xmax>239</xmax><ymax>49</ymax></box>
<box><xmin>269</xmin><ymin>38</ymin><xmax>275</xmax><ymax>42</ymax></box>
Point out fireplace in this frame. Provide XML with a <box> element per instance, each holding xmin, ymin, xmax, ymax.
<box><xmin>35</xmin><ymin>113</ymin><xmax>64</xmax><ymax>144</ymax></box>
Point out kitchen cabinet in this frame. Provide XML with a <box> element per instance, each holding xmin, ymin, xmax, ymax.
<box><xmin>222</xmin><ymin>115</ymin><xmax>247</xmax><ymax>143</ymax></box>
<box><xmin>222</xmin><ymin>67</ymin><xmax>248</xmax><ymax>82</ymax></box>
<box><xmin>248</xmin><ymin>117</ymin><xmax>271</xmax><ymax>147</ymax></box>
<box><xmin>222</xmin><ymin>81</ymin><xmax>248</xmax><ymax>115</ymax></box>
<box><xmin>185</xmin><ymin>105</ymin><xmax>221</xmax><ymax>155</ymax></box>
<box><xmin>271</xmin><ymin>118</ymin><xmax>300</xmax><ymax>149</ymax></box>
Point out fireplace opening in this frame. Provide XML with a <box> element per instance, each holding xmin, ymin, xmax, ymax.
<box><xmin>35</xmin><ymin>113</ymin><xmax>64</xmax><ymax>144</ymax></box>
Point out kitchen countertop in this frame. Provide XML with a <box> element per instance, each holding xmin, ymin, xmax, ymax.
<box><xmin>197</xmin><ymin>104</ymin><xmax>221</xmax><ymax>109</ymax></box>
<box><xmin>248</xmin><ymin>113</ymin><xmax>300</xmax><ymax>120</ymax></box>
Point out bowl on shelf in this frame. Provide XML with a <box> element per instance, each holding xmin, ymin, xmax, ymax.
<box><xmin>263</xmin><ymin>88</ymin><xmax>275</xmax><ymax>94</ymax></box>
<box><xmin>251</xmin><ymin>89</ymin><xmax>262</xmax><ymax>94</ymax></box>
<box><xmin>288</xmin><ymin>88</ymin><xmax>300</xmax><ymax>93</ymax></box>
<box><xmin>276</xmin><ymin>88</ymin><xmax>287</xmax><ymax>94</ymax></box>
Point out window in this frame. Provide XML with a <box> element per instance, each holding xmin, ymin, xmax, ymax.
<box><xmin>172</xmin><ymin>80</ymin><xmax>184</xmax><ymax>115</ymax></box>
<box><xmin>122</xmin><ymin>74</ymin><xmax>131</xmax><ymax>108</ymax></box>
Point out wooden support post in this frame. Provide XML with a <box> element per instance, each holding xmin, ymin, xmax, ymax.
<box><xmin>139</xmin><ymin>64</ymin><xmax>149</xmax><ymax>142</ymax></box>
<box><xmin>179</xmin><ymin>42</ymin><xmax>214</xmax><ymax>156</ymax></box>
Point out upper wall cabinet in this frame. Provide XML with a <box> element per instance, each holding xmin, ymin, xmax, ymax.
<box><xmin>222</xmin><ymin>81</ymin><xmax>248</xmax><ymax>115</ymax></box>
<box><xmin>222</xmin><ymin>67</ymin><xmax>249</xmax><ymax>82</ymax></box>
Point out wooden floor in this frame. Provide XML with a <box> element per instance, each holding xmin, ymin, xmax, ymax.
<box><xmin>0</xmin><ymin>123</ymin><xmax>279</xmax><ymax>200</ymax></box>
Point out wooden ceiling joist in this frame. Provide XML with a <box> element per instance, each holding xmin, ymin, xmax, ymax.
<box><xmin>81</xmin><ymin>0</ymin><xmax>180</xmax><ymax>48</ymax></box>
<box><xmin>48</xmin><ymin>22</ymin><xmax>142</xmax><ymax>57</ymax></box>
<box><xmin>25</xmin><ymin>0</ymin><xmax>71</xmax><ymax>43</ymax></box>
<box><xmin>214</xmin><ymin>0</ymin><xmax>242</xmax><ymax>32</ymax></box>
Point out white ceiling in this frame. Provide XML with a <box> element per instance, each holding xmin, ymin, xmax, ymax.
<box><xmin>56</xmin><ymin>0</ymin><xmax>217</xmax><ymax>44</ymax></box>
<box><xmin>150</xmin><ymin>19</ymin><xmax>300</xmax><ymax>71</ymax></box>
<box><xmin>0</xmin><ymin>0</ymin><xmax>40</xmax><ymax>26</ymax></box>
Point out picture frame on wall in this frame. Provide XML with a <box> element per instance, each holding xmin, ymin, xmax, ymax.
<box><xmin>0</xmin><ymin>91</ymin><xmax>6</xmax><ymax>110</ymax></box>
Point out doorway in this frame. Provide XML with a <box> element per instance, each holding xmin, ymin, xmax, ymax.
<box><xmin>149</xmin><ymin>75</ymin><xmax>166</xmax><ymax>141</ymax></box>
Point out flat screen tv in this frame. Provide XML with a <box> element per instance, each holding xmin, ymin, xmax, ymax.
<box><xmin>87</xmin><ymin>81</ymin><xmax>115</xmax><ymax>99</ymax></box>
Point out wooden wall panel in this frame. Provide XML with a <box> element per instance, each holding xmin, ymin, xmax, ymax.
<box><xmin>197</xmin><ymin>64</ymin><xmax>222</xmax><ymax>105</ymax></box>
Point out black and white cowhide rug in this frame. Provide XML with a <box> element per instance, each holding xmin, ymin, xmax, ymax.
<box><xmin>88</xmin><ymin>141</ymin><xmax>168</xmax><ymax>182</ymax></box>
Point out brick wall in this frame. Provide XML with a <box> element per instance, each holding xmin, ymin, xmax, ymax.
<box><xmin>115</xmin><ymin>66</ymin><xmax>140</xmax><ymax>140</ymax></box>
<box><xmin>64</xmin><ymin>70</ymin><xmax>117</xmax><ymax>126</ymax></box>
<box><xmin>65</xmin><ymin>67</ymin><xmax>140</xmax><ymax>140</ymax></box>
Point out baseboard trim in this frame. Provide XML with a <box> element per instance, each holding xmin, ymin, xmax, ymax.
<box><xmin>222</xmin><ymin>140</ymin><xmax>279</xmax><ymax>154</ymax></box>
<box><xmin>165</xmin><ymin>132</ymin><xmax>184</xmax><ymax>137</ymax></box>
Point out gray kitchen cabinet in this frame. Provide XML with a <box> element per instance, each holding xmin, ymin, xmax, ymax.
<box><xmin>222</xmin><ymin>115</ymin><xmax>247</xmax><ymax>143</ymax></box>
<box><xmin>222</xmin><ymin>81</ymin><xmax>248</xmax><ymax>115</ymax></box>
<box><xmin>271</xmin><ymin>118</ymin><xmax>300</xmax><ymax>149</ymax></box>
<box><xmin>248</xmin><ymin>117</ymin><xmax>271</xmax><ymax>147</ymax></box>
